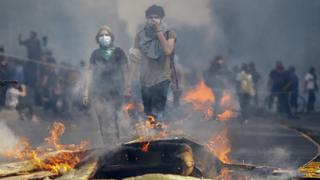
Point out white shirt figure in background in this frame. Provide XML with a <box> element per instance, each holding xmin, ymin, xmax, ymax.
<box><xmin>304</xmin><ymin>67</ymin><xmax>318</xmax><ymax>113</ymax></box>
<box><xmin>5</xmin><ymin>84</ymin><xmax>26</xmax><ymax>109</ymax></box>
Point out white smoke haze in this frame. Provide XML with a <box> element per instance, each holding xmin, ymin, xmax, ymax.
<box><xmin>265</xmin><ymin>147</ymin><xmax>292</xmax><ymax>168</ymax></box>
<box><xmin>0</xmin><ymin>121</ymin><xmax>19</xmax><ymax>156</ymax></box>
<box><xmin>116</xmin><ymin>0</ymin><xmax>214</xmax><ymax>37</ymax></box>
<box><xmin>0</xmin><ymin>0</ymin><xmax>223</xmax><ymax>74</ymax></box>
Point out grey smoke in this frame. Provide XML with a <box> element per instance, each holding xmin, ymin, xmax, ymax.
<box><xmin>1</xmin><ymin>0</ymin><xmax>319</xmax><ymax>75</ymax></box>
<box><xmin>0</xmin><ymin>121</ymin><xmax>19</xmax><ymax>156</ymax></box>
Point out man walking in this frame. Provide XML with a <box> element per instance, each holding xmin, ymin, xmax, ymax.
<box><xmin>129</xmin><ymin>5</ymin><xmax>176</xmax><ymax>121</ymax></box>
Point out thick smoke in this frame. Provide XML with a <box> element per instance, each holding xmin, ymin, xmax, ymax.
<box><xmin>116</xmin><ymin>0</ymin><xmax>214</xmax><ymax>37</ymax></box>
<box><xmin>0</xmin><ymin>121</ymin><xmax>19</xmax><ymax>158</ymax></box>
<box><xmin>211</xmin><ymin>0</ymin><xmax>320</xmax><ymax>76</ymax></box>
<box><xmin>1</xmin><ymin>0</ymin><xmax>319</xmax><ymax>73</ymax></box>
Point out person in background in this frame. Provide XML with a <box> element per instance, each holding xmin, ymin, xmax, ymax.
<box><xmin>0</xmin><ymin>46</ymin><xmax>12</xmax><ymax>108</ymax></box>
<box><xmin>304</xmin><ymin>67</ymin><xmax>318</xmax><ymax>113</ymax></box>
<box><xmin>204</xmin><ymin>56</ymin><xmax>229</xmax><ymax>118</ymax></box>
<box><xmin>268</xmin><ymin>61</ymin><xmax>286</xmax><ymax>113</ymax></box>
<box><xmin>128</xmin><ymin>5</ymin><xmax>176</xmax><ymax>121</ymax></box>
<box><xmin>286</xmin><ymin>66</ymin><xmax>299</xmax><ymax>116</ymax></box>
<box><xmin>41</xmin><ymin>36</ymin><xmax>50</xmax><ymax>55</ymax></box>
<box><xmin>269</xmin><ymin>61</ymin><xmax>292</xmax><ymax>118</ymax></box>
<box><xmin>5</xmin><ymin>82</ymin><xmax>38</xmax><ymax>122</ymax></box>
<box><xmin>18</xmin><ymin>31</ymin><xmax>42</xmax><ymax>91</ymax></box>
<box><xmin>236</xmin><ymin>63</ymin><xmax>255</xmax><ymax>123</ymax></box>
<box><xmin>5</xmin><ymin>83</ymin><xmax>26</xmax><ymax>109</ymax></box>
<box><xmin>39</xmin><ymin>56</ymin><xmax>58</xmax><ymax>112</ymax></box>
<box><xmin>248</xmin><ymin>62</ymin><xmax>261</xmax><ymax>106</ymax></box>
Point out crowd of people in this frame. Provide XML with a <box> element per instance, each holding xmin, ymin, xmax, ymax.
<box><xmin>0</xmin><ymin>32</ymin><xmax>84</xmax><ymax>122</ymax></box>
<box><xmin>0</xmin><ymin>5</ymin><xmax>319</xmax><ymax>144</ymax></box>
<box><xmin>204</xmin><ymin>56</ymin><xmax>318</xmax><ymax>122</ymax></box>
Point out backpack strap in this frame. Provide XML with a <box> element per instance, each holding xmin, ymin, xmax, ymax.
<box><xmin>165</xmin><ymin>31</ymin><xmax>179</xmax><ymax>90</ymax></box>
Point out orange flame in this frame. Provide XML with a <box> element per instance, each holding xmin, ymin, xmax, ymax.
<box><xmin>183</xmin><ymin>79</ymin><xmax>215</xmax><ymax>108</ymax></box>
<box><xmin>135</xmin><ymin>116</ymin><xmax>169</xmax><ymax>152</ymax></box>
<box><xmin>220</xmin><ymin>91</ymin><xmax>232</xmax><ymax>108</ymax></box>
<box><xmin>1</xmin><ymin>122</ymin><xmax>89</xmax><ymax>174</ymax></box>
<box><xmin>215</xmin><ymin>168</ymin><xmax>251</xmax><ymax>180</ymax></box>
<box><xmin>220</xmin><ymin>90</ymin><xmax>239</xmax><ymax>111</ymax></box>
<box><xmin>141</xmin><ymin>142</ymin><xmax>150</xmax><ymax>152</ymax></box>
<box><xmin>183</xmin><ymin>79</ymin><xmax>237</xmax><ymax>121</ymax></box>
<box><xmin>217</xmin><ymin>110</ymin><xmax>235</xmax><ymax>122</ymax></box>
<box><xmin>215</xmin><ymin>168</ymin><xmax>233</xmax><ymax>180</ymax></box>
<box><xmin>183</xmin><ymin>79</ymin><xmax>215</xmax><ymax>119</ymax></box>
<box><xmin>122</xmin><ymin>102</ymin><xmax>135</xmax><ymax>112</ymax></box>
<box><xmin>207</xmin><ymin>128</ymin><xmax>232</xmax><ymax>164</ymax></box>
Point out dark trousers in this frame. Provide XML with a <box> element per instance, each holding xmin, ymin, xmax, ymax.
<box><xmin>278</xmin><ymin>92</ymin><xmax>292</xmax><ymax>116</ymax></box>
<box><xmin>213</xmin><ymin>89</ymin><xmax>223</xmax><ymax>114</ymax></box>
<box><xmin>0</xmin><ymin>87</ymin><xmax>7</xmax><ymax>107</ymax></box>
<box><xmin>141</xmin><ymin>80</ymin><xmax>170</xmax><ymax>118</ymax></box>
<box><xmin>253</xmin><ymin>86</ymin><xmax>259</xmax><ymax>106</ymax></box>
<box><xmin>289</xmin><ymin>91</ymin><xmax>298</xmax><ymax>114</ymax></box>
<box><xmin>307</xmin><ymin>90</ymin><xmax>316</xmax><ymax>113</ymax></box>
<box><xmin>238</xmin><ymin>93</ymin><xmax>251</xmax><ymax>119</ymax></box>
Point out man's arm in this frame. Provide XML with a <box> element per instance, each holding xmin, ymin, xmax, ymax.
<box><xmin>152</xmin><ymin>21</ymin><xmax>175</xmax><ymax>55</ymax></box>
<box><xmin>156</xmin><ymin>31</ymin><xmax>175</xmax><ymax>55</ymax></box>
<box><xmin>18</xmin><ymin>85</ymin><xmax>27</xmax><ymax>97</ymax></box>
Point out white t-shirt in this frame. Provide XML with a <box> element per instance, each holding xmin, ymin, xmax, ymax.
<box><xmin>305</xmin><ymin>72</ymin><xmax>316</xmax><ymax>90</ymax></box>
<box><xmin>5</xmin><ymin>88</ymin><xmax>20</xmax><ymax>108</ymax></box>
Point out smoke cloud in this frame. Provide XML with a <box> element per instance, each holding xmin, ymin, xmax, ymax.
<box><xmin>0</xmin><ymin>121</ymin><xmax>19</xmax><ymax>158</ymax></box>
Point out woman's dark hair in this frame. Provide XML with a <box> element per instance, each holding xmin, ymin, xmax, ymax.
<box><xmin>145</xmin><ymin>5</ymin><xmax>165</xmax><ymax>18</ymax></box>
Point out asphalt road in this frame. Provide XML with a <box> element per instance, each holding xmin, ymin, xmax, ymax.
<box><xmin>1</xmin><ymin>108</ymin><xmax>319</xmax><ymax>173</ymax></box>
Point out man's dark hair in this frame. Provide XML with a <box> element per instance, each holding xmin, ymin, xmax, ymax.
<box><xmin>145</xmin><ymin>5</ymin><xmax>165</xmax><ymax>18</ymax></box>
<box><xmin>0</xmin><ymin>46</ymin><xmax>4</xmax><ymax>52</ymax></box>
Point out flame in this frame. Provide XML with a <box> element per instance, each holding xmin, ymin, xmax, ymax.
<box><xmin>122</xmin><ymin>102</ymin><xmax>135</xmax><ymax>112</ymax></box>
<box><xmin>215</xmin><ymin>169</ymin><xmax>251</xmax><ymax>180</ymax></box>
<box><xmin>183</xmin><ymin>79</ymin><xmax>215</xmax><ymax>119</ymax></box>
<box><xmin>1</xmin><ymin>122</ymin><xmax>89</xmax><ymax>174</ymax></box>
<box><xmin>135</xmin><ymin>115</ymin><xmax>169</xmax><ymax>152</ymax></box>
<box><xmin>141</xmin><ymin>142</ymin><xmax>150</xmax><ymax>152</ymax></box>
<box><xmin>183</xmin><ymin>79</ymin><xmax>215</xmax><ymax>105</ymax></box>
<box><xmin>183</xmin><ymin>79</ymin><xmax>237</xmax><ymax>121</ymax></box>
<box><xmin>215</xmin><ymin>168</ymin><xmax>233</xmax><ymax>180</ymax></box>
<box><xmin>220</xmin><ymin>90</ymin><xmax>232</xmax><ymax>108</ymax></box>
<box><xmin>207</xmin><ymin>128</ymin><xmax>232</xmax><ymax>164</ymax></box>
<box><xmin>217</xmin><ymin>110</ymin><xmax>235</xmax><ymax>121</ymax></box>
<box><xmin>220</xmin><ymin>90</ymin><xmax>239</xmax><ymax>111</ymax></box>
